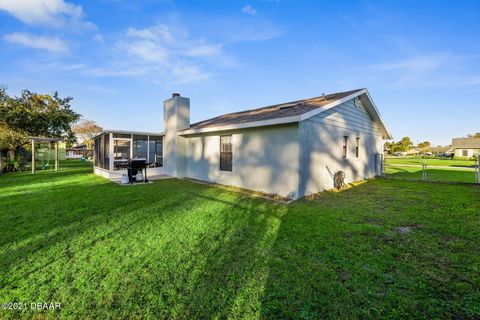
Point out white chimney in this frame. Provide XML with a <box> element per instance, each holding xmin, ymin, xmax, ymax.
<box><xmin>163</xmin><ymin>93</ymin><xmax>190</xmax><ymax>178</ymax></box>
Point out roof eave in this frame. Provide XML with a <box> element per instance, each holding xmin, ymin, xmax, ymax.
<box><xmin>178</xmin><ymin>114</ymin><xmax>301</xmax><ymax>136</ymax></box>
<box><xmin>92</xmin><ymin>129</ymin><xmax>164</xmax><ymax>140</ymax></box>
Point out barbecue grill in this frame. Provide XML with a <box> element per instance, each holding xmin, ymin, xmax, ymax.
<box><xmin>124</xmin><ymin>158</ymin><xmax>152</xmax><ymax>183</ymax></box>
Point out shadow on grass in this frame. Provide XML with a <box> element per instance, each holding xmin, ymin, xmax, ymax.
<box><xmin>1</xmin><ymin>168</ymin><xmax>479</xmax><ymax>319</ymax></box>
<box><xmin>157</xmin><ymin>192</ymin><xmax>282</xmax><ymax>318</ymax></box>
<box><xmin>259</xmin><ymin>179</ymin><xmax>480</xmax><ymax>318</ymax></box>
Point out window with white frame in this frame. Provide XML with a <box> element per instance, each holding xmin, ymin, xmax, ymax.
<box><xmin>220</xmin><ymin>135</ymin><xmax>233</xmax><ymax>171</ymax></box>
<box><xmin>355</xmin><ymin>137</ymin><xmax>360</xmax><ymax>158</ymax></box>
<box><xmin>343</xmin><ymin>136</ymin><xmax>348</xmax><ymax>158</ymax></box>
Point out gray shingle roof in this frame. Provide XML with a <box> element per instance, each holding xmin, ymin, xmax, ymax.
<box><xmin>452</xmin><ymin>138</ymin><xmax>480</xmax><ymax>149</ymax></box>
<box><xmin>429</xmin><ymin>146</ymin><xmax>453</xmax><ymax>153</ymax></box>
<box><xmin>185</xmin><ymin>89</ymin><xmax>364</xmax><ymax>131</ymax></box>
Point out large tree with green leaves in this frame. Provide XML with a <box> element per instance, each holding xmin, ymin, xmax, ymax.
<box><xmin>398</xmin><ymin>137</ymin><xmax>413</xmax><ymax>151</ymax></box>
<box><xmin>0</xmin><ymin>86</ymin><xmax>81</xmax><ymax>164</ymax></box>
<box><xmin>418</xmin><ymin>141</ymin><xmax>431</xmax><ymax>150</ymax></box>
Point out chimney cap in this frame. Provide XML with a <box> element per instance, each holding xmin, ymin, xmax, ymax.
<box><xmin>172</xmin><ymin>93</ymin><xmax>180</xmax><ymax>98</ymax></box>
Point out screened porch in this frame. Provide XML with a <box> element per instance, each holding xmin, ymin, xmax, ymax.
<box><xmin>93</xmin><ymin>130</ymin><xmax>164</xmax><ymax>179</ymax></box>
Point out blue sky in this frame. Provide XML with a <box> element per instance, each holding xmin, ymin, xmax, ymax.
<box><xmin>1</xmin><ymin>0</ymin><xmax>479</xmax><ymax>146</ymax></box>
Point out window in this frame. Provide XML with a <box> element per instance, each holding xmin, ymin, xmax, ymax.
<box><xmin>343</xmin><ymin>136</ymin><xmax>348</xmax><ymax>158</ymax></box>
<box><xmin>220</xmin><ymin>135</ymin><xmax>232</xmax><ymax>171</ymax></box>
<box><xmin>355</xmin><ymin>137</ymin><xmax>360</xmax><ymax>158</ymax></box>
<box><xmin>462</xmin><ymin>150</ymin><xmax>468</xmax><ymax>157</ymax></box>
<box><xmin>354</xmin><ymin>97</ymin><xmax>361</xmax><ymax>108</ymax></box>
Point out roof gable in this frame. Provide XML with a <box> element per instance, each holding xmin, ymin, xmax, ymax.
<box><xmin>179</xmin><ymin>88</ymin><xmax>392</xmax><ymax>139</ymax></box>
<box><xmin>452</xmin><ymin>138</ymin><xmax>480</xmax><ymax>149</ymax></box>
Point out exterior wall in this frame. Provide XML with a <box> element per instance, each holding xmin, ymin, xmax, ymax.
<box><xmin>454</xmin><ymin>148</ymin><xmax>479</xmax><ymax>158</ymax></box>
<box><xmin>185</xmin><ymin>124</ymin><xmax>300</xmax><ymax>198</ymax></box>
<box><xmin>298</xmin><ymin>98</ymin><xmax>384</xmax><ymax>197</ymax></box>
<box><xmin>93</xmin><ymin>167</ymin><xmax>111</xmax><ymax>179</ymax></box>
<box><xmin>164</xmin><ymin>96</ymin><xmax>190</xmax><ymax>178</ymax></box>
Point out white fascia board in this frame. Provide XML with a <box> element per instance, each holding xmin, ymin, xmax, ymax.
<box><xmin>105</xmin><ymin>129</ymin><xmax>164</xmax><ymax>136</ymax></box>
<box><xmin>92</xmin><ymin>129</ymin><xmax>164</xmax><ymax>140</ymax></box>
<box><xmin>178</xmin><ymin>114</ymin><xmax>301</xmax><ymax>136</ymax></box>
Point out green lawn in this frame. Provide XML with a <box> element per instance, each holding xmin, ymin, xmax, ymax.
<box><xmin>385</xmin><ymin>165</ymin><xmax>478</xmax><ymax>183</ymax></box>
<box><xmin>1</xmin><ymin>161</ymin><xmax>479</xmax><ymax>319</ymax></box>
<box><xmin>386</xmin><ymin>156</ymin><xmax>476</xmax><ymax>167</ymax></box>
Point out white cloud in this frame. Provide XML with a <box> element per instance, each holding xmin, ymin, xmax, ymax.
<box><xmin>3</xmin><ymin>32</ymin><xmax>68</xmax><ymax>53</ymax></box>
<box><xmin>110</xmin><ymin>23</ymin><xmax>227</xmax><ymax>84</ymax></box>
<box><xmin>185</xmin><ymin>44</ymin><xmax>221</xmax><ymax>58</ymax></box>
<box><xmin>13</xmin><ymin>18</ymin><xmax>282</xmax><ymax>85</ymax></box>
<box><xmin>93</xmin><ymin>34</ymin><xmax>104</xmax><ymax>42</ymax></box>
<box><xmin>372</xmin><ymin>55</ymin><xmax>452</xmax><ymax>73</ymax></box>
<box><xmin>126</xmin><ymin>25</ymin><xmax>174</xmax><ymax>43</ymax></box>
<box><xmin>241</xmin><ymin>5</ymin><xmax>257</xmax><ymax>15</ymax></box>
<box><xmin>0</xmin><ymin>0</ymin><xmax>94</xmax><ymax>29</ymax></box>
<box><xmin>363</xmin><ymin>53</ymin><xmax>480</xmax><ymax>88</ymax></box>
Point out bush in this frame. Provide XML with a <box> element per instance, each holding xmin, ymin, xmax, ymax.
<box><xmin>2</xmin><ymin>159</ymin><xmax>26</xmax><ymax>172</ymax></box>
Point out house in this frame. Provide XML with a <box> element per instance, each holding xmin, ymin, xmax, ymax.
<box><xmin>66</xmin><ymin>144</ymin><xmax>93</xmax><ymax>159</ymax></box>
<box><xmin>430</xmin><ymin>146</ymin><xmax>454</xmax><ymax>156</ymax></box>
<box><xmin>451</xmin><ymin>138</ymin><xmax>480</xmax><ymax>158</ymax></box>
<box><xmin>405</xmin><ymin>148</ymin><xmax>422</xmax><ymax>156</ymax></box>
<box><xmin>93</xmin><ymin>88</ymin><xmax>392</xmax><ymax>199</ymax></box>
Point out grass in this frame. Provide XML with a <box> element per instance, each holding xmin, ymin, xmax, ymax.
<box><xmin>385</xmin><ymin>157</ymin><xmax>479</xmax><ymax>183</ymax></box>
<box><xmin>385</xmin><ymin>165</ymin><xmax>478</xmax><ymax>183</ymax></box>
<box><xmin>385</xmin><ymin>156</ymin><xmax>476</xmax><ymax>167</ymax></box>
<box><xmin>1</xmin><ymin>161</ymin><xmax>479</xmax><ymax>319</ymax></box>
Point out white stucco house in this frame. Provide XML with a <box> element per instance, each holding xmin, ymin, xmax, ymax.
<box><xmin>93</xmin><ymin>88</ymin><xmax>392</xmax><ymax>199</ymax></box>
<box><xmin>451</xmin><ymin>138</ymin><xmax>480</xmax><ymax>158</ymax></box>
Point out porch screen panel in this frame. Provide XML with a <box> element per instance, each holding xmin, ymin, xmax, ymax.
<box><xmin>133</xmin><ymin>135</ymin><xmax>148</xmax><ymax>159</ymax></box>
<box><xmin>99</xmin><ymin>135</ymin><xmax>104</xmax><ymax>169</ymax></box>
<box><xmin>94</xmin><ymin>137</ymin><xmax>100</xmax><ymax>167</ymax></box>
<box><xmin>103</xmin><ymin>135</ymin><xmax>110</xmax><ymax>170</ymax></box>
<box><xmin>114</xmin><ymin>140</ymin><xmax>130</xmax><ymax>160</ymax></box>
<box><xmin>113</xmin><ymin>133</ymin><xmax>131</xmax><ymax>138</ymax></box>
<box><xmin>220</xmin><ymin>135</ymin><xmax>232</xmax><ymax>171</ymax></box>
<box><xmin>148</xmin><ymin>136</ymin><xmax>163</xmax><ymax>167</ymax></box>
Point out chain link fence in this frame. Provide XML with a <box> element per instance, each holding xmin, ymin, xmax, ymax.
<box><xmin>380</xmin><ymin>156</ymin><xmax>480</xmax><ymax>184</ymax></box>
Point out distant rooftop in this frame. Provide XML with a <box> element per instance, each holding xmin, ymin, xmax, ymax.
<box><xmin>452</xmin><ymin>137</ymin><xmax>480</xmax><ymax>149</ymax></box>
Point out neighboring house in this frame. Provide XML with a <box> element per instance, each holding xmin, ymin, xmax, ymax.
<box><xmin>451</xmin><ymin>138</ymin><xmax>480</xmax><ymax>158</ymax></box>
<box><xmin>430</xmin><ymin>146</ymin><xmax>454</xmax><ymax>155</ymax></box>
<box><xmin>66</xmin><ymin>145</ymin><xmax>93</xmax><ymax>159</ymax></box>
<box><xmin>406</xmin><ymin>148</ymin><xmax>422</xmax><ymax>156</ymax></box>
<box><xmin>93</xmin><ymin>88</ymin><xmax>392</xmax><ymax>199</ymax></box>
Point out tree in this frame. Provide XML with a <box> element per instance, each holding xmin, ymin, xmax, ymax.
<box><xmin>384</xmin><ymin>141</ymin><xmax>404</xmax><ymax>153</ymax></box>
<box><xmin>399</xmin><ymin>137</ymin><xmax>413</xmax><ymax>151</ymax></box>
<box><xmin>418</xmin><ymin>141</ymin><xmax>431</xmax><ymax>150</ymax></box>
<box><xmin>72</xmin><ymin>119</ymin><xmax>103</xmax><ymax>149</ymax></box>
<box><xmin>467</xmin><ymin>132</ymin><xmax>480</xmax><ymax>138</ymax></box>
<box><xmin>0</xmin><ymin>86</ymin><xmax>81</xmax><ymax>168</ymax></box>
<box><xmin>0</xmin><ymin>89</ymin><xmax>80</xmax><ymax>139</ymax></box>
